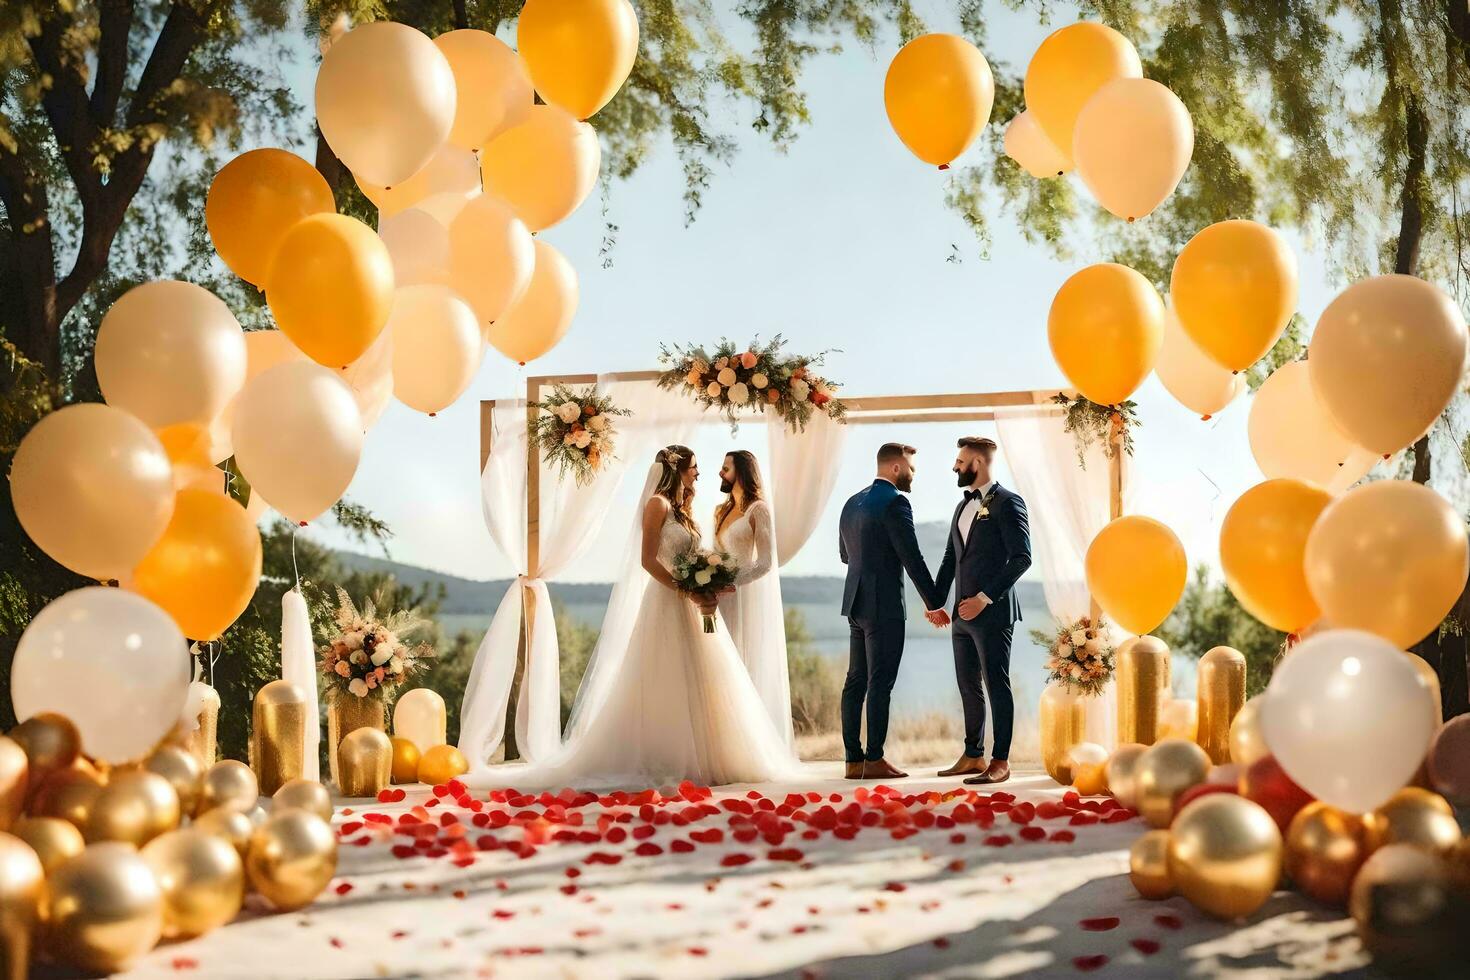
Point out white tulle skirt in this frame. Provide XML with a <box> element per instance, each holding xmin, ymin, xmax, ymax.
<box><xmin>466</xmin><ymin>585</ymin><xmax>802</xmax><ymax>791</ymax></box>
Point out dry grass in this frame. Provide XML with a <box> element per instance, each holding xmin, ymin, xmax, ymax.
<box><xmin>796</xmin><ymin>711</ymin><xmax>1040</xmax><ymax>766</ymax></box>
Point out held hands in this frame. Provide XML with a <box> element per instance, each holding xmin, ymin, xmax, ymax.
<box><xmin>925</xmin><ymin>608</ymin><xmax>950</xmax><ymax>628</ymax></box>
<box><xmin>957</xmin><ymin>593</ymin><xmax>992</xmax><ymax>621</ymax></box>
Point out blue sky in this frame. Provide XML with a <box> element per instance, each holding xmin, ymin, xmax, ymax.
<box><xmin>291</xmin><ymin>4</ymin><xmax>1344</xmax><ymax>582</ymax></box>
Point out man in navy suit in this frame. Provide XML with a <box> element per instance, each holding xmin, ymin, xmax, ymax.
<box><xmin>838</xmin><ymin>443</ymin><xmax>949</xmax><ymax>780</ymax></box>
<box><xmin>934</xmin><ymin>436</ymin><xmax>1032</xmax><ymax>785</ymax></box>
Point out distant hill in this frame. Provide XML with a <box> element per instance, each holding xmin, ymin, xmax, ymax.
<box><xmin>335</xmin><ymin>520</ymin><xmax>1048</xmax><ymax>621</ymax></box>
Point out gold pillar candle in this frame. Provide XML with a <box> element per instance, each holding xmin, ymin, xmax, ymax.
<box><xmin>1117</xmin><ymin>635</ymin><xmax>1171</xmax><ymax>745</ymax></box>
<box><xmin>1039</xmin><ymin>683</ymin><xmax>1088</xmax><ymax>784</ymax></box>
<box><xmin>1197</xmin><ymin>646</ymin><xmax>1246</xmax><ymax>764</ymax></box>
<box><xmin>326</xmin><ymin>696</ymin><xmax>386</xmax><ymax>786</ymax></box>
<box><xmin>251</xmin><ymin>681</ymin><xmax>308</xmax><ymax>796</ymax></box>
<box><xmin>392</xmin><ymin>688</ymin><xmax>447</xmax><ymax>752</ymax></box>
<box><xmin>183</xmin><ymin>683</ymin><xmax>220</xmax><ymax>768</ymax></box>
<box><xmin>0</xmin><ymin>832</ymin><xmax>45</xmax><ymax>980</ymax></box>
<box><xmin>335</xmin><ymin>728</ymin><xmax>392</xmax><ymax>798</ymax></box>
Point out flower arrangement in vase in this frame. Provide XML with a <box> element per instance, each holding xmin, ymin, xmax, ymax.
<box><xmin>319</xmin><ymin>588</ymin><xmax>434</xmax><ymax>703</ymax></box>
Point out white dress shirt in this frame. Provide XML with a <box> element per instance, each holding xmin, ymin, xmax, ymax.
<box><xmin>958</xmin><ymin>480</ymin><xmax>995</xmax><ymax>546</ymax></box>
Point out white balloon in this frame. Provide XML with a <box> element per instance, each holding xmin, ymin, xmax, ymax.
<box><xmin>339</xmin><ymin>325</ymin><xmax>394</xmax><ymax>430</ymax></box>
<box><xmin>1156</xmin><ymin>304</ymin><xmax>1245</xmax><ymax>419</ymax></box>
<box><xmin>231</xmin><ymin>361</ymin><xmax>363</xmax><ymax>525</ymax></box>
<box><xmin>355</xmin><ymin>143</ymin><xmax>481</xmax><ymax>219</ymax></box>
<box><xmin>414</xmin><ymin>189</ymin><xmax>478</xmax><ymax>228</ymax></box>
<box><xmin>206</xmin><ymin>330</ymin><xmax>309</xmax><ymax>463</ymax></box>
<box><xmin>448</xmin><ymin>194</ymin><xmax>536</xmax><ymax>325</ymax></box>
<box><xmin>378</xmin><ymin>207</ymin><xmax>451</xmax><ymax>288</ymax></box>
<box><xmin>315</xmin><ymin>22</ymin><xmax>457</xmax><ymax>187</ymax></box>
<box><xmin>1003</xmin><ymin>110</ymin><xmax>1072</xmax><ymax>178</ymax></box>
<box><xmin>1261</xmin><ymin>629</ymin><xmax>1437</xmax><ymax>813</ymax></box>
<box><xmin>392</xmin><ymin>688</ymin><xmax>447</xmax><ymax>752</ymax></box>
<box><xmin>389</xmin><ymin>285</ymin><xmax>484</xmax><ymax>415</ymax></box>
<box><xmin>1249</xmin><ymin>361</ymin><xmax>1376</xmax><ymax>491</ymax></box>
<box><xmin>12</xmin><ymin>587</ymin><xmax>190</xmax><ymax>764</ymax></box>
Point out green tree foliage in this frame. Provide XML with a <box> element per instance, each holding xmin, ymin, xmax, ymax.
<box><xmin>1156</xmin><ymin>564</ymin><xmax>1285</xmax><ymax>698</ymax></box>
<box><xmin>785</xmin><ymin>607</ymin><xmax>843</xmax><ymax>735</ymax></box>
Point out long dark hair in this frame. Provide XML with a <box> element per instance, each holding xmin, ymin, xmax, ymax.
<box><xmin>715</xmin><ymin>450</ymin><xmax>763</xmax><ymax>546</ymax></box>
<box><xmin>653</xmin><ymin>445</ymin><xmax>699</xmax><ymax>535</ymax></box>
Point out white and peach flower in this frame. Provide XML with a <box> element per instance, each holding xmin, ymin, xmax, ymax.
<box><xmin>728</xmin><ymin>382</ymin><xmax>750</xmax><ymax>405</ymax></box>
<box><xmin>1069</xmin><ymin>629</ymin><xmax>1087</xmax><ymax>647</ymax></box>
<box><xmin>685</xmin><ymin>368</ymin><xmax>702</xmax><ymax>386</ymax></box>
<box><xmin>694</xmin><ymin>569</ymin><xmax>714</xmax><ymax>586</ymax></box>
<box><xmin>750</xmin><ymin>372</ymin><xmax>769</xmax><ymax>389</ymax></box>
<box><xmin>790</xmin><ymin>378</ymin><xmax>810</xmax><ymax>401</ymax></box>
<box><xmin>717</xmin><ymin>367</ymin><xmax>737</xmax><ymax>387</ymax></box>
<box><xmin>348</xmin><ymin>678</ymin><xmax>369</xmax><ymax>697</ymax></box>
<box><xmin>574</xmin><ymin>430</ymin><xmax>592</xmax><ymax>449</ymax></box>
<box><xmin>705</xmin><ymin>381</ymin><xmax>722</xmax><ymax>398</ymax></box>
<box><xmin>556</xmin><ymin>402</ymin><xmax>581</xmax><ymax>424</ymax></box>
<box><xmin>587</xmin><ymin>414</ymin><xmax>608</xmax><ymax>432</ymax></box>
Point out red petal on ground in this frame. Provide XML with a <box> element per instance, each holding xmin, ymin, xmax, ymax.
<box><xmin>1019</xmin><ymin>826</ymin><xmax>1047</xmax><ymax>841</ymax></box>
<box><xmin>339</xmin><ymin>821</ymin><xmax>363</xmax><ymax>835</ymax></box>
<box><xmin>1073</xmin><ymin>955</ymin><xmax>1108</xmax><ymax>971</ymax></box>
<box><xmin>983</xmin><ymin>835</ymin><xmax>1013</xmax><ymax>847</ymax></box>
<box><xmin>947</xmin><ymin>859</ymin><xmax>966</xmax><ymax>872</ymax></box>
<box><xmin>1049</xmin><ymin>830</ymin><xmax>1077</xmax><ymax>843</ymax></box>
<box><xmin>632</xmin><ymin>824</ymin><xmax>657</xmax><ymax>840</ymax></box>
<box><xmin>933</xmin><ymin>937</ymin><xmax>951</xmax><ymax>949</ymax></box>
<box><xmin>671</xmin><ymin>839</ymin><xmax>696</xmax><ymax>853</ymax></box>
<box><xmin>634</xmin><ymin>842</ymin><xmax>664</xmax><ymax>856</ymax></box>
<box><xmin>1154</xmin><ymin>914</ymin><xmax>1183</xmax><ymax>930</ymax></box>
<box><xmin>376</xmin><ymin>790</ymin><xmax>395</xmax><ymax>803</ymax></box>
<box><xmin>769</xmin><ymin>848</ymin><xmax>804</xmax><ymax>862</ymax></box>
<box><xmin>1069</xmin><ymin>812</ymin><xmax>1099</xmax><ymax>826</ymax></box>
<box><xmin>390</xmin><ymin>845</ymin><xmax>416</xmax><ymax>859</ymax></box>
<box><xmin>688</xmin><ymin>947</ymin><xmax>708</xmax><ymax>956</ymax></box>
<box><xmin>949</xmin><ymin>833</ymin><xmax>967</xmax><ymax>845</ymax></box>
<box><xmin>560</xmin><ymin>884</ymin><xmax>579</xmax><ymax>895</ymax></box>
<box><xmin>171</xmin><ymin>957</ymin><xmax>199</xmax><ymax>970</ymax></box>
<box><xmin>333</xmin><ymin>882</ymin><xmax>353</xmax><ymax>896</ymax></box>
<box><xmin>883</xmin><ymin>882</ymin><xmax>907</xmax><ymax>892</ymax></box>
<box><xmin>1131</xmin><ymin>938</ymin><xmax>1162</xmax><ymax>955</ymax></box>
<box><xmin>721</xmin><ymin>853</ymin><xmax>753</xmax><ymax>867</ymax></box>
<box><xmin>1079</xmin><ymin>917</ymin><xmax>1120</xmax><ymax>931</ymax></box>
<box><xmin>1104</xmin><ymin>808</ymin><xmax>1135</xmax><ymax>823</ymax></box>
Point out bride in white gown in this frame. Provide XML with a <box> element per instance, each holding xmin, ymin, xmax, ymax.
<box><xmin>470</xmin><ymin>446</ymin><xmax>800</xmax><ymax>791</ymax></box>
<box><xmin>714</xmin><ymin>451</ymin><xmax>794</xmax><ymax>747</ymax></box>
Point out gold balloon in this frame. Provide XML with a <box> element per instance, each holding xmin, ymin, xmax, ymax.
<box><xmin>480</xmin><ymin>105</ymin><xmax>600</xmax><ymax>232</ymax></box>
<box><xmin>42</xmin><ymin>843</ymin><xmax>164</xmax><ymax>973</ymax></box>
<box><xmin>1168</xmin><ymin>794</ymin><xmax>1283</xmax><ymax>920</ymax></box>
<box><xmin>1229</xmin><ymin>697</ymin><xmax>1270</xmax><ymax>767</ymax></box>
<box><xmin>1350</xmin><ymin>843</ymin><xmax>1460</xmax><ymax>972</ymax></box>
<box><xmin>251</xmin><ymin>680</ymin><xmax>308</xmax><ymax>796</ymax></box>
<box><xmin>883</xmin><ymin>33</ymin><xmax>995</xmax><ymax>168</ymax></box>
<box><xmin>244</xmin><ymin>810</ymin><xmax>338</xmax><ymax>912</ymax></box>
<box><xmin>143</xmin><ymin>744</ymin><xmax>204</xmax><ymax>817</ymax></box>
<box><xmin>0</xmin><ymin>832</ymin><xmax>44</xmax><ymax>980</ymax></box>
<box><xmin>272</xmin><ymin>779</ymin><xmax>334</xmax><ymax>823</ymax></box>
<box><xmin>1105</xmin><ymin>743</ymin><xmax>1148</xmax><ymax>810</ymax></box>
<box><xmin>417</xmin><ymin>744</ymin><xmax>469</xmax><ymax>787</ymax></box>
<box><xmin>1135</xmin><ymin>738</ymin><xmax>1212</xmax><ymax>829</ymax></box>
<box><xmin>516</xmin><ymin>0</ymin><xmax>639</xmax><ymax>120</ymax></box>
<box><xmin>486</xmin><ymin>239</ymin><xmax>579</xmax><ymax>365</ymax></box>
<box><xmin>0</xmin><ymin>738</ymin><xmax>24</xmax><ymax>832</ymax></box>
<box><xmin>1220</xmin><ymin>480</ymin><xmax>1331</xmax><ymax>633</ymax></box>
<box><xmin>1171</xmin><ymin>220</ymin><xmax>1299</xmax><ymax>373</ymax></box>
<box><xmin>1116</xmin><ymin>635</ymin><xmax>1172</xmax><ymax>745</ymax></box>
<box><xmin>191</xmin><ymin>805</ymin><xmax>255</xmax><ymax>858</ymax></box>
<box><xmin>8</xmin><ymin>712</ymin><xmax>81</xmax><ymax>789</ymax></box>
<box><xmin>1087</xmin><ymin>518</ymin><xmax>1186</xmax><ymax>637</ymax></box>
<box><xmin>1129</xmin><ymin>829</ymin><xmax>1174</xmax><ymax>900</ymax></box>
<box><xmin>1362</xmin><ymin>787</ymin><xmax>1461</xmax><ymax>855</ymax></box>
<box><xmin>1285</xmin><ymin>802</ymin><xmax>1366</xmax><ymax>907</ymax></box>
<box><xmin>338</xmin><ymin>728</ymin><xmax>393</xmax><ymax>798</ymax></box>
<box><xmin>10</xmin><ymin>816</ymin><xmax>83</xmax><ymax>877</ymax></box>
<box><xmin>1072</xmin><ymin>77</ymin><xmax>1193</xmax><ymax>222</ymax></box>
<box><xmin>206</xmin><ymin>148</ymin><xmax>335</xmax><ymax>287</ymax></box>
<box><xmin>1048</xmin><ymin>263</ymin><xmax>1165</xmax><ymax>406</ymax></box>
<box><xmin>433</xmin><ymin>29</ymin><xmax>533</xmax><ymax>151</ymax></box>
<box><xmin>142</xmin><ymin>828</ymin><xmax>245</xmax><ymax>939</ymax></box>
<box><xmin>391</xmin><ymin>737</ymin><xmax>422</xmax><ymax>784</ymax></box>
<box><xmin>198</xmin><ymin>761</ymin><xmax>259</xmax><ymax>817</ymax></box>
<box><xmin>1024</xmin><ymin>21</ymin><xmax>1142</xmax><ymax>158</ymax></box>
<box><xmin>31</xmin><ymin>765</ymin><xmax>105</xmax><ymax>830</ymax></box>
<box><xmin>1197</xmin><ymin>647</ymin><xmax>1247</xmax><ymax>764</ymax></box>
<box><xmin>87</xmin><ymin>770</ymin><xmax>181</xmax><ymax>846</ymax></box>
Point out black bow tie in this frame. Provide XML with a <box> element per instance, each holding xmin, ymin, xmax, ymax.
<box><xmin>965</xmin><ymin>488</ymin><xmax>985</xmax><ymax>501</ymax></box>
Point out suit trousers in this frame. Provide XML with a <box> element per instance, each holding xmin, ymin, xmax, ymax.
<box><xmin>842</xmin><ymin>616</ymin><xmax>905</xmax><ymax>763</ymax></box>
<box><xmin>951</xmin><ymin>617</ymin><xmax>1015</xmax><ymax>760</ymax></box>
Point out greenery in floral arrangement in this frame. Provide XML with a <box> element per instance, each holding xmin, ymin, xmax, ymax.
<box><xmin>1050</xmin><ymin>393</ymin><xmax>1140</xmax><ymax>467</ymax></box>
<box><xmin>319</xmin><ymin>587</ymin><xmax>435</xmax><ymax>704</ymax></box>
<box><xmin>1039</xmin><ymin>615</ymin><xmax>1115</xmax><ymax>698</ymax></box>
<box><xmin>657</xmin><ymin>335</ymin><xmax>847</xmax><ymax>434</ymax></box>
<box><xmin>529</xmin><ymin>384</ymin><xmax>631</xmax><ymax>487</ymax></box>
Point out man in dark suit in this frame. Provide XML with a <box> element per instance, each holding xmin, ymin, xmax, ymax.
<box><xmin>934</xmin><ymin>436</ymin><xmax>1032</xmax><ymax>785</ymax></box>
<box><xmin>839</xmin><ymin>443</ymin><xmax>949</xmax><ymax>780</ymax></box>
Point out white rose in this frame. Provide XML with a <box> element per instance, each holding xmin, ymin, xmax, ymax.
<box><xmin>728</xmin><ymin>382</ymin><xmax>749</xmax><ymax>405</ymax></box>
<box><xmin>677</xmin><ymin>566</ymin><xmax>691</xmax><ymax>579</ymax></box>
<box><xmin>388</xmin><ymin>655</ymin><xmax>403</xmax><ymax>674</ymax></box>
<box><xmin>791</xmin><ymin>378</ymin><xmax>810</xmax><ymax>401</ymax></box>
<box><xmin>574</xmin><ymin>430</ymin><xmax>592</xmax><ymax>449</ymax></box>
<box><xmin>1069</xmin><ymin>629</ymin><xmax>1087</xmax><ymax>647</ymax></box>
<box><xmin>1056</xmin><ymin>643</ymin><xmax>1072</xmax><ymax>658</ymax></box>
<box><xmin>348</xmin><ymin>678</ymin><xmax>369</xmax><ymax>697</ymax></box>
<box><xmin>370</xmin><ymin>648</ymin><xmax>392</xmax><ymax>667</ymax></box>
<box><xmin>349</xmin><ymin>649</ymin><xmax>366</xmax><ymax>665</ymax></box>
<box><xmin>1084</xmin><ymin>637</ymin><xmax>1102</xmax><ymax>653</ymax></box>
<box><xmin>705</xmin><ymin>381</ymin><xmax>722</xmax><ymax>398</ymax></box>
<box><xmin>750</xmin><ymin>373</ymin><xmax>769</xmax><ymax>389</ymax></box>
<box><xmin>587</xmin><ymin>415</ymin><xmax>607</xmax><ymax>432</ymax></box>
<box><xmin>556</xmin><ymin>402</ymin><xmax>581</xmax><ymax>424</ymax></box>
<box><xmin>706</xmin><ymin>553</ymin><xmax>722</xmax><ymax>566</ymax></box>
<box><xmin>717</xmin><ymin>367</ymin><xmax>737</xmax><ymax>387</ymax></box>
<box><xmin>695</xmin><ymin>569</ymin><xmax>713</xmax><ymax>586</ymax></box>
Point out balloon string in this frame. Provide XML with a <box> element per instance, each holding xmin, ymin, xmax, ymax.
<box><xmin>291</xmin><ymin>525</ymin><xmax>301</xmax><ymax>591</ymax></box>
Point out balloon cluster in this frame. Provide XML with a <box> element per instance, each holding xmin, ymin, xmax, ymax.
<box><xmin>0</xmin><ymin>714</ymin><xmax>338</xmax><ymax>975</ymax></box>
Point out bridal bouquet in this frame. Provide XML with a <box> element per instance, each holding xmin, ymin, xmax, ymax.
<box><xmin>671</xmin><ymin>549</ymin><xmax>739</xmax><ymax>633</ymax></box>
<box><xmin>530</xmin><ymin>383</ymin><xmax>631</xmax><ymax>486</ymax></box>
<box><xmin>319</xmin><ymin>588</ymin><xmax>434</xmax><ymax>701</ymax></box>
<box><xmin>1041</xmin><ymin>615</ymin><xmax>1115</xmax><ymax>697</ymax></box>
<box><xmin>657</xmin><ymin>334</ymin><xmax>847</xmax><ymax>433</ymax></box>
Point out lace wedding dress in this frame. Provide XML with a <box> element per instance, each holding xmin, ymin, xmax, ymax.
<box><xmin>716</xmin><ymin>500</ymin><xmax>794</xmax><ymax>747</ymax></box>
<box><xmin>469</xmin><ymin>507</ymin><xmax>801</xmax><ymax>791</ymax></box>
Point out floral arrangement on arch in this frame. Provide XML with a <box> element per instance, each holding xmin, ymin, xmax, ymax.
<box><xmin>1051</xmin><ymin>393</ymin><xmax>1139</xmax><ymax>467</ymax></box>
<box><xmin>530</xmin><ymin>383</ymin><xmax>631</xmax><ymax>486</ymax></box>
<box><xmin>319</xmin><ymin>588</ymin><xmax>434</xmax><ymax>701</ymax></box>
<box><xmin>1042</xmin><ymin>615</ymin><xmax>1115</xmax><ymax>697</ymax></box>
<box><xmin>657</xmin><ymin>334</ymin><xmax>848</xmax><ymax>433</ymax></box>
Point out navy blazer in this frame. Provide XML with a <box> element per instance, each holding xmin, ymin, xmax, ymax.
<box><xmin>839</xmin><ymin>479</ymin><xmax>942</xmax><ymax>621</ymax></box>
<box><xmin>935</xmin><ymin>483</ymin><xmax>1032</xmax><ymax>627</ymax></box>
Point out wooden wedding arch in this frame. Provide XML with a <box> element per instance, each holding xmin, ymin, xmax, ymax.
<box><xmin>477</xmin><ymin>372</ymin><xmax>1125</xmax><ymax>757</ymax></box>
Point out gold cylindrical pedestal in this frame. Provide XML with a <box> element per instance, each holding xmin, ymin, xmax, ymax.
<box><xmin>1040</xmin><ymin>683</ymin><xmax>1088</xmax><ymax>784</ymax></box>
<box><xmin>1117</xmin><ymin>635</ymin><xmax>1171</xmax><ymax>745</ymax></box>
<box><xmin>327</xmin><ymin>697</ymin><xmax>386</xmax><ymax>787</ymax></box>
<box><xmin>1197</xmin><ymin>646</ymin><xmax>1246</xmax><ymax>763</ymax></box>
<box><xmin>251</xmin><ymin>680</ymin><xmax>308</xmax><ymax>796</ymax></box>
<box><xmin>183</xmin><ymin>683</ymin><xmax>220</xmax><ymax>768</ymax></box>
<box><xmin>337</xmin><ymin>729</ymin><xmax>392</xmax><ymax>798</ymax></box>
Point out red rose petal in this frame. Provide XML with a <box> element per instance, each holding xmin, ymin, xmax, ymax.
<box><xmin>1154</xmin><ymin>914</ymin><xmax>1183</xmax><ymax>930</ymax></box>
<box><xmin>1079</xmin><ymin>917</ymin><xmax>1120</xmax><ymax>932</ymax></box>
<box><xmin>1131</xmin><ymin>938</ymin><xmax>1162</xmax><ymax>955</ymax></box>
<box><xmin>883</xmin><ymin>882</ymin><xmax>907</xmax><ymax>892</ymax></box>
<box><xmin>982</xmin><ymin>834</ymin><xmax>1013</xmax><ymax>847</ymax></box>
<box><xmin>1019</xmin><ymin>826</ymin><xmax>1047</xmax><ymax>841</ymax></box>
<box><xmin>671</xmin><ymin>839</ymin><xmax>695</xmax><ymax>853</ymax></box>
<box><xmin>933</xmin><ymin>937</ymin><xmax>951</xmax><ymax>949</ymax></box>
<box><xmin>1073</xmin><ymin>955</ymin><xmax>1108</xmax><ymax>971</ymax></box>
<box><xmin>1049</xmin><ymin>830</ymin><xmax>1076</xmax><ymax>843</ymax></box>
<box><xmin>333</xmin><ymin>882</ymin><xmax>354</xmax><ymax>896</ymax></box>
<box><xmin>634</xmin><ymin>842</ymin><xmax>664</xmax><ymax>857</ymax></box>
<box><xmin>721</xmin><ymin>853</ymin><xmax>753</xmax><ymax>867</ymax></box>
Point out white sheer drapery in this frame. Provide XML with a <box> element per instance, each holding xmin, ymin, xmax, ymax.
<box><xmin>766</xmin><ymin>411</ymin><xmax>849</xmax><ymax>565</ymax></box>
<box><xmin>280</xmin><ymin>588</ymin><xmax>319</xmax><ymax>781</ymax></box>
<box><xmin>460</xmin><ymin>381</ymin><xmax>703</xmax><ymax>767</ymax></box>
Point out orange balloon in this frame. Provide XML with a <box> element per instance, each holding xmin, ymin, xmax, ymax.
<box><xmin>129</xmin><ymin>489</ymin><xmax>262</xmax><ymax>641</ymax></box>
<box><xmin>265</xmin><ymin>213</ymin><xmax>395</xmax><ymax>369</ymax></box>
<box><xmin>1003</xmin><ymin>110</ymin><xmax>1072</xmax><ymax>178</ymax></box>
<box><xmin>1220</xmin><ymin>479</ymin><xmax>1332</xmax><ymax>633</ymax></box>
<box><xmin>517</xmin><ymin>0</ymin><xmax>639</xmax><ymax>120</ymax></box>
<box><xmin>1024</xmin><ymin>22</ymin><xmax>1142</xmax><ymax>158</ymax></box>
<box><xmin>1048</xmin><ymin>263</ymin><xmax>1165</xmax><ymax>405</ymax></box>
<box><xmin>1171</xmin><ymin>220</ymin><xmax>1298</xmax><ymax>373</ymax></box>
<box><xmin>487</xmin><ymin>240</ymin><xmax>578</xmax><ymax>365</ymax></box>
<box><xmin>1072</xmin><ymin>78</ymin><xmax>1193</xmax><ymax>222</ymax></box>
<box><xmin>433</xmin><ymin>29</ymin><xmax>534</xmax><ymax>151</ymax></box>
<box><xmin>416</xmin><ymin>745</ymin><xmax>468</xmax><ymax>787</ymax></box>
<box><xmin>1086</xmin><ymin>516</ymin><xmax>1187</xmax><ymax>635</ymax></box>
<box><xmin>883</xmin><ymin>34</ymin><xmax>995</xmax><ymax>168</ymax></box>
<box><xmin>479</xmin><ymin>105</ymin><xmax>600</xmax><ymax>232</ymax></box>
<box><xmin>390</xmin><ymin>738</ymin><xmax>421</xmax><ymax>784</ymax></box>
<box><xmin>1305</xmin><ymin>480</ymin><xmax>1469</xmax><ymax>649</ymax></box>
<box><xmin>206</xmin><ymin>149</ymin><xmax>335</xmax><ymax>287</ymax></box>
<box><xmin>353</xmin><ymin>144</ymin><xmax>480</xmax><ymax>219</ymax></box>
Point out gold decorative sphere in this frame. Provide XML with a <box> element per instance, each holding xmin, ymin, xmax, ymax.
<box><xmin>1129</xmin><ymin>829</ymin><xmax>1173</xmax><ymax>899</ymax></box>
<box><xmin>142</xmin><ymin>827</ymin><xmax>245</xmax><ymax>939</ymax></box>
<box><xmin>1228</xmin><ymin>697</ymin><xmax>1269</xmax><ymax>767</ymax></box>
<box><xmin>1104</xmin><ymin>743</ymin><xmax>1148</xmax><ymax>810</ymax></box>
<box><xmin>198</xmin><ymin>760</ymin><xmax>259</xmax><ymax>816</ymax></box>
<box><xmin>391</xmin><ymin>737</ymin><xmax>421</xmax><ymax>784</ymax></box>
<box><xmin>1167</xmin><ymin>793</ymin><xmax>1283</xmax><ymax>920</ymax></box>
<box><xmin>31</xmin><ymin>766</ymin><xmax>105</xmax><ymax>830</ymax></box>
<box><xmin>0</xmin><ymin>737</ymin><xmax>27</xmax><ymax>832</ymax></box>
<box><xmin>191</xmin><ymin>804</ymin><xmax>256</xmax><ymax>858</ymax></box>
<box><xmin>272</xmin><ymin>779</ymin><xmax>334</xmax><ymax>822</ymax></box>
<box><xmin>1135</xmin><ymin>738</ymin><xmax>1212</xmax><ymax>828</ymax></box>
<box><xmin>0</xmin><ymin>832</ymin><xmax>45</xmax><ymax>980</ymax></box>
<box><xmin>41</xmin><ymin>842</ymin><xmax>164</xmax><ymax>974</ymax></box>
<box><xmin>7</xmin><ymin>713</ymin><xmax>81</xmax><ymax>783</ymax></box>
<box><xmin>10</xmin><ymin>816</ymin><xmax>85</xmax><ymax>876</ymax></box>
<box><xmin>417</xmin><ymin>744</ymin><xmax>469</xmax><ymax>787</ymax></box>
<box><xmin>244</xmin><ymin>809</ymin><xmax>338</xmax><ymax>911</ymax></box>
<box><xmin>87</xmin><ymin>770</ymin><xmax>181</xmax><ymax>846</ymax></box>
<box><xmin>1350</xmin><ymin>843</ymin><xmax>1459</xmax><ymax>972</ymax></box>
<box><xmin>143</xmin><ymin>744</ymin><xmax>205</xmax><ymax>816</ymax></box>
<box><xmin>1284</xmin><ymin>802</ymin><xmax>1366</xmax><ymax>907</ymax></box>
<box><xmin>1362</xmin><ymin>787</ymin><xmax>1461</xmax><ymax>856</ymax></box>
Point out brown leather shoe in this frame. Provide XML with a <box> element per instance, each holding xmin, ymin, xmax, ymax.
<box><xmin>845</xmin><ymin>762</ymin><xmax>864</xmax><ymax>779</ymax></box>
<box><xmin>963</xmin><ymin>759</ymin><xmax>1010</xmax><ymax>785</ymax></box>
<box><xmin>862</xmin><ymin>758</ymin><xmax>908</xmax><ymax>780</ymax></box>
<box><xmin>938</xmin><ymin>754</ymin><xmax>986</xmax><ymax>777</ymax></box>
